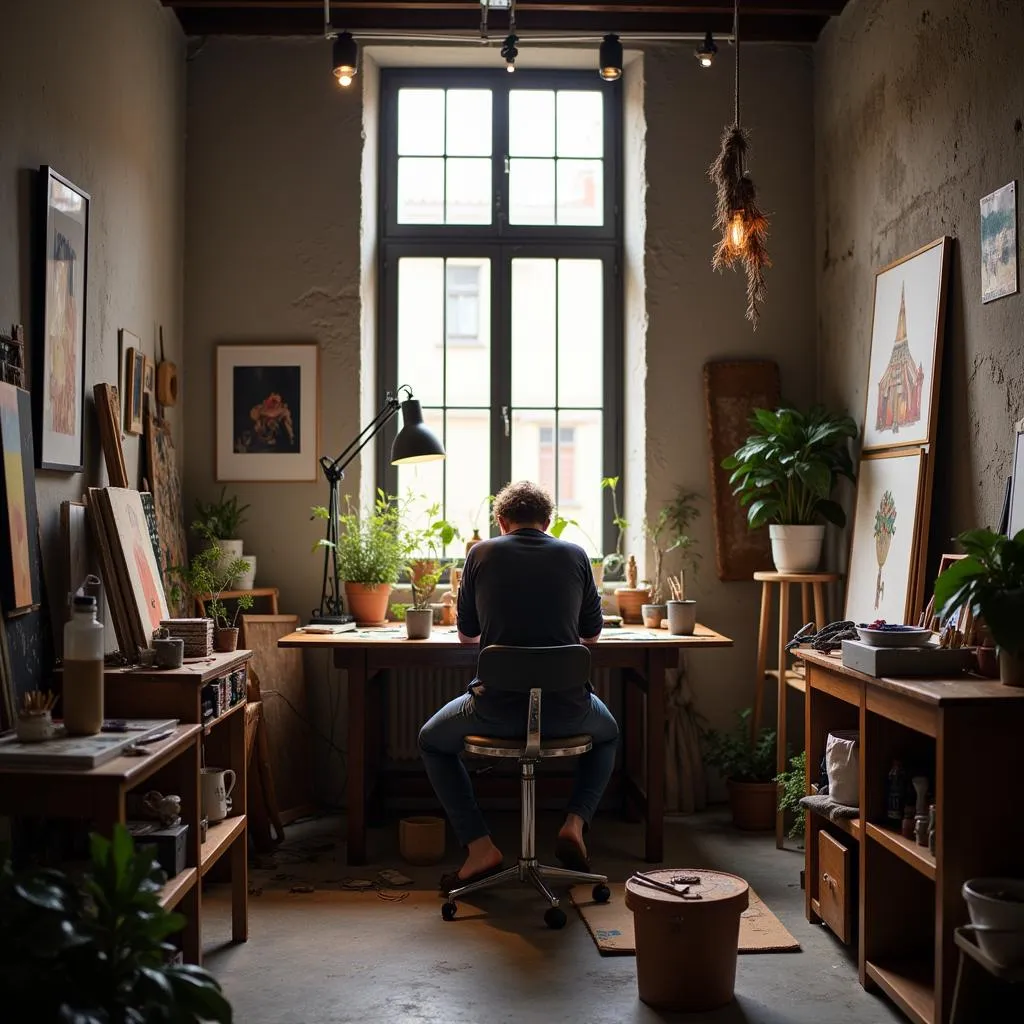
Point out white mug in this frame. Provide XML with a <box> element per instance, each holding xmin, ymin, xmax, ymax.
<box><xmin>201</xmin><ymin>767</ymin><xmax>236</xmax><ymax>822</ymax></box>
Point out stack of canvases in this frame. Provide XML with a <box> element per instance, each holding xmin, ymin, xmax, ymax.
<box><xmin>85</xmin><ymin>487</ymin><xmax>169</xmax><ymax>655</ymax></box>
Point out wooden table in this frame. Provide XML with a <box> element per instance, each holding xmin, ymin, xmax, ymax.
<box><xmin>279</xmin><ymin>623</ymin><xmax>733</xmax><ymax>865</ymax></box>
<box><xmin>0</xmin><ymin>724</ymin><xmax>203</xmax><ymax>962</ymax></box>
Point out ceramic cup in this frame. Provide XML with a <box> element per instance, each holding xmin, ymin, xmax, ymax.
<box><xmin>201</xmin><ymin>767</ymin><xmax>236</xmax><ymax>823</ymax></box>
<box><xmin>153</xmin><ymin>636</ymin><xmax>184</xmax><ymax>669</ymax></box>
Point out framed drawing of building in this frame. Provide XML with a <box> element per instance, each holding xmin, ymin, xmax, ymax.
<box><xmin>862</xmin><ymin>237</ymin><xmax>951</xmax><ymax>452</ymax></box>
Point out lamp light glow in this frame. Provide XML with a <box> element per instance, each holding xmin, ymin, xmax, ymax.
<box><xmin>332</xmin><ymin>31</ymin><xmax>358</xmax><ymax>87</ymax></box>
<box><xmin>728</xmin><ymin>211</ymin><xmax>747</xmax><ymax>251</ymax></box>
<box><xmin>501</xmin><ymin>33</ymin><xmax>518</xmax><ymax>73</ymax></box>
<box><xmin>599</xmin><ymin>33</ymin><xmax>623</xmax><ymax>81</ymax></box>
<box><xmin>695</xmin><ymin>30</ymin><xmax>718</xmax><ymax>68</ymax></box>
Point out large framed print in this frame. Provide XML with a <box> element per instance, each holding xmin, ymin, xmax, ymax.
<box><xmin>844</xmin><ymin>449</ymin><xmax>927</xmax><ymax>626</ymax></box>
<box><xmin>35</xmin><ymin>166</ymin><xmax>90</xmax><ymax>471</ymax></box>
<box><xmin>862</xmin><ymin>237</ymin><xmax>951</xmax><ymax>452</ymax></box>
<box><xmin>215</xmin><ymin>343</ymin><xmax>319</xmax><ymax>482</ymax></box>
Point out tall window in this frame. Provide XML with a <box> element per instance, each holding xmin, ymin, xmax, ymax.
<box><xmin>378</xmin><ymin>69</ymin><xmax>622</xmax><ymax>556</ymax></box>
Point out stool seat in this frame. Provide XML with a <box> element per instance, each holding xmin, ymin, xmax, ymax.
<box><xmin>464</xmin><ymin>734</ymin><xmax>593</xmax><ymax>758</ymax></box>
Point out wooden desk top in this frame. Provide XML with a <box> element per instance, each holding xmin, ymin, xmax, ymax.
<box><xmin>105</xmin><ymin>650</ymin><xmax>252</xmax><ymax>685</ymax></box>
<box><xmin>799</xmin><ymin>649</ymin><xmax>1024</xmax><ymax>705</ymax></box>
<box><xmin>278</xmin><ymin>622</ymin><xmax>733</xmax><ymax>650</ymax></box>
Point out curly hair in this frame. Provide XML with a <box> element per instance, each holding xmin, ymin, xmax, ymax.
<box><xmin>492</xmin><ymin>480</ymin><xmax>554</xmax><ymax>526</ymax></box>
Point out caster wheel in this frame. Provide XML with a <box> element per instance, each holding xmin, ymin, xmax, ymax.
<box><xmin>592</xmin><ymin>883</ymin><xmax>611</xmax><ymax>904</ymax></box>
<box><xmin>441</xmin><ymin>901</ymin><xmax>457</xmax><ymax>922</ymax></box>
<box><xmin>544</xmin><ymin>907</ymin><xmax>567</xmax><ymax>930</ymax></box>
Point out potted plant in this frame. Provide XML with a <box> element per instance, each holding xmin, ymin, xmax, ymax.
<box><xmin>601</xmin><ymin>475</ymin><xmax>629</xmax><ymax>580</ymax></box>
<box><xmin>640</xmin><ymin>489</ymin><xmax>701</xmax><ymax>629</ymax></box>
<box><xmin>775</xmin><ymin>749</ymin><xmax>807</xmax><ymax>841</ymax></box>
<box><xmin>192</xmin><ymin>487</ymin><xmax>251</xmax><ymax>577</ymax></box>
<box><xmin>313</xmin><ymin>491</ymin><xmax>408</xmax><ymax>626</ymax></box>
<box><xmin>613</xmin><ymin>555</ymin><xmax>650</xmax><ymax>623</ymax></box>
<box><xmin>465</xmin><ymin>494</ymin><xmax>493</xmax><ymax>555</ymax></box>
<box><xmin>169</xmin><ymin>546</ymin><xmax>254</xmax><ymax>652</ymax></box>
<box><xmin>550</xmin><ymin>511</ymin><xmax>605</xmax><ymax>588</ymax></box>
<box><xmin>934</xmin><ymin>528</ymin><xmax>1024</xmax><ymax>687</ymax></box>
<box><xmin>0</xmin><ymin>824</ymin><xmax>232</xmax><ymax>1023</ymax></box>
<box><xmin>404</xmin><ymin>503</ymin><xmax>459</xmax><ymax>640</ymax></box>
<box><xmin>723</xmin><ymin>406</ymin><xmax>857</xmax><ymax>573</ymax></box>
<box><xmin>704</xmin><ymin>708</ymin><xmax>778</xmax><ymax>830</ymax></box>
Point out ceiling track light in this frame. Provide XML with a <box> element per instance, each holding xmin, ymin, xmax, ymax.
<box><xmin>332</xmin><ymin>31</ymin><xmax>358</xmax><ymax>87</ymax></box>
<box><xmin>599</xmin><ymin>33</ymin><xmax>623</xmax><ymax>81</ymax></box>
<box><xmin>501</xmin><ymin>33</ymin><xmax>519</xmax><ymax>72</ymax></box>
<box><xmin>695</xmin><ymin>30</ymin><xmax>718</xmax><ymax>68</ymax></box>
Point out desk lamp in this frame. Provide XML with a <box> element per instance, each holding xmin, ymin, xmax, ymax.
<box><xmin>314</xmin><ymin>385</ymin><xmax>445</xmax><ymax>622</ymax></box>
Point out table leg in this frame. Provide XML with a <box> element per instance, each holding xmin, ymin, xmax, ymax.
<box><xmin>813</xmin><ymin>582</ymin><xmax>827</xmax><ymax>632</ymax></box>
<box><xmin>644</xmin><ymin>649</ymin><xmax>668</xmax><ymax>863</ymax></box>
<box><xmin>776</xmin><ymin>581</ymin><xmax>790</xmax><ymax>849</ymax></box>
<box><xmin>752</xmin><ymin>581</ymin><xmax>772</xmax><ymax>738</ymax></box>
<box><xmin>344</xmin><ymin>652</ymin><xmax>369</xmax><ymax>865</ymax></box>
<box><xmin>801</xmin><ymin>584</ymin><xmax>811</xmax><ymax>632</ymax></box>
<box><xmin>624</xmin><ymin>674</ymin><xmax>643</xmax><ymax>823</ymax></box>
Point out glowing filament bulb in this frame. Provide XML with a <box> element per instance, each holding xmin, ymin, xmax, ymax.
<box><xmin>728</xmin><ymin>211</ymin><xmax>747</xmax><ymax>250</ymax></box>
<box><xmin>337</xmin><ymin>71</ymin><xmax>353</xmax><ymax>87</ymax></box>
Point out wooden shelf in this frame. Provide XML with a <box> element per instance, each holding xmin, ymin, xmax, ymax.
<box><xmin>866</xmin><ymin>822</ymin><xmax>937</xmax><ymax>881</ymax></box>
<box><xmin>201</xmin><ymin>814</ymin><xmax>247</xmax><ymax>876</ymax></box>
<box><xmin>804</xmin><ymin>801</ymin><xmax>862</xmax><ymax>839</ymax></box>
<box><xmin>159</xmin><ymin>866</ymin><xmax>198</xmax><ymax>911</ymax></box>
<box><xmin>765</xmin><ymin>667</ymin><xmax>807</xmax><ymax>693</ymax></box>
<box><xmin>202</xmin><ymin>698</ymin><xmax>246</xmax><ymax>734</ymax></box>
<box><xmin>865</xmin><ymin>958</ymin><xmax>935</xmax><ymax>1024</ymax></box>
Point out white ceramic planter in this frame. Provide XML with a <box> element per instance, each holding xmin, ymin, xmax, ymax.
<box><xmin>236</xmin><ymin>555</ymin><xmax>256</xmax><ymax>591</ymax></box>
<box><xmin>214</xmin><ymin>538</ymin><xmax>244</xmax><ymax>574</ymax></box>
<box><xmin>962</xmin><ymin>877</ymin><xmax>1024</xmax><ymax>967</ymax></box>
<box><xmin>769</xmin><ymin>525</ymin><xmax>825</xmax><ymax>573</ymax></box>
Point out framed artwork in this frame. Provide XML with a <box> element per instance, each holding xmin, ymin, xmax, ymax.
<box><xmin>61</xmin><ymin>499</ymin><xmax>115</xmax><ymax>653</ymax></box>
<box><xmin>862</xmin><ymin>237</ymin><xmax>951</xmax><ymax>452</ymax></box>
<box><xmin>0</xmin><ymin>384</ymin><xmax>43</xmax><ymax>616</ymax></box>
<box><xmin>145</xmin><ymin>406</ymin><xmax>188</xmax><ymax>615</ymax></box>
<box><xmin>215</xmin><ymin>343</ymin><xmax>319</xmax><ymax>482</ymax></box>
<box><xmin>143</xmin><ymin>356</ymin><xmax>155</xmax><ymax>399</ymax></box>
<box><xmin>844</xmin><ymin>449</ymin><xmax>927</xmax><ymax>626</ymax></box>
<box><xmin>34</xmin><ymin>167</ymin><xmax>90</xmax><ymax>471</ymax></box>
<box><xmin>980</xmin><ymin>181</ymin><xmax>1017</xmax><ymax>303</ymax></box>
<box><xmin>125</xmin><ymin>347</ymin><xmax>144</xmax><ymax>435</ymax></box>
<box><xmin>1008</xmin><ymin>429</ymin><xmax>1024</xmax><ymax>538</ymax></box>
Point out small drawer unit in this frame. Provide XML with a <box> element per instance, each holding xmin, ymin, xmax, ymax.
<box><xmin>818</xmin><ymin>829</ymin><xmax>853</xmax><ymax>943</ymax></box>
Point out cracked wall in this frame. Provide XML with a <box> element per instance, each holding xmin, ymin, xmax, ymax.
<box><xmin>816</xmin><ymin>0</ymin><xmax>1024</xmax><ymax>576</ymax></box>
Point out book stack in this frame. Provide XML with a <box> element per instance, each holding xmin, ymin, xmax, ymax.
<box><xmin>159</xmin><ymin>618</ymin><xmax>214</xmax><ymax>658</ymax></box>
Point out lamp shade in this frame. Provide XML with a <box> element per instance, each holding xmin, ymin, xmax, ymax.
<box><xmin>599</xmin><ymin>34</ymin><xmax>623</xmax><ymax>81</ymax></box>
<box><xmin>390</xmin><ymin>399</ymin><xmax>446</xmax><ymax>464</ymax></box>
<box><xmin>332</xmin><ymin>32</ymin><xmax>358</xmax><ymax>86</ymax></box>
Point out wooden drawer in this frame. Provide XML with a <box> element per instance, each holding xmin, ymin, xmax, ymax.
<box><xmin>818</xmin><ymin>829</ymin><xmax>852</xmax><ymax>943</ymax></box>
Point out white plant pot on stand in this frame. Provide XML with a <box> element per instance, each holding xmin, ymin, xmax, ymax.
<box><xmin>214</xmin><ymin>538</ymin><xmax>244</xmax><ymax>572</ymax></box>
<box><xmin>769</xmin><ymin>525</ymin><xmax>824</xmax><ymax>574</ymax></box>
<box><xmin>236</xmin><ymin>555</ymin><xmax>256</xmax><ymax>591</ymax></box>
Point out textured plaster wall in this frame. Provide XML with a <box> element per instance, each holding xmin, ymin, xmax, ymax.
<box><xmin>816</xmin><ymin>0</ymin><xmax>1024</xmax><ymax>577</ymax></box>
<box><xmin>0</xmin><ymin>0</ymin><xmax>185</xmax><ymax>631</ymax></box>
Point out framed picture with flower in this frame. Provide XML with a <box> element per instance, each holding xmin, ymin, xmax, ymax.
<box><xmin>215</xmin><ymin>343</ymin><xmax>319</xmax><ymax>482</ymax></box>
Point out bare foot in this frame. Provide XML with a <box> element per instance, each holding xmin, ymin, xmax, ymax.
<box><xmin>557</xmin><ymin>813</ymin><xmax>588</xmax><ymax>860</ymax></box>
<box><xmin>458</xmin><ymin>835</ymin><xmax>503</xmax><ymax>880</ymax></box>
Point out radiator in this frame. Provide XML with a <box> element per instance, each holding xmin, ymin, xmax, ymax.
<box><xmin>387</xmin><ymin>668</ymin><xmax>616</xmax><ymax>761</ymax></box>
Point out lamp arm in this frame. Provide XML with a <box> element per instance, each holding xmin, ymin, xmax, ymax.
<box><xmin>321</xmin><ymin>385</ymin><xmax>415</xmax><ymax>481</ymax></box>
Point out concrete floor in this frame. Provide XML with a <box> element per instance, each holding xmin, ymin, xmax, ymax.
<box><xmin>203</xmin><ymin>810</ymin><xmax>902</xmax><ymax>1023</ymax></box>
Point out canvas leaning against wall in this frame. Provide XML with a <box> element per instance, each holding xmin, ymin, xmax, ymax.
<box><xmin>862</xmin><ymin>238</ymin><xmax>951</xmax><ymax>453</ymax></box>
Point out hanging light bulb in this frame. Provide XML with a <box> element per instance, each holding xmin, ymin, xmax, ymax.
<box><xmin>598</xmin><ymin>33</ymin><xmax>623</xmax><ymax>81</ymax></box>
<box><xmin>728</xmin><ymin>210</ymin><xmax>747</xmax><ymax>251</ymax></box>
<box><xmin>695</xmin><ymin>31</ymin><xmax>717</xmax><ymax>68</ymax></box>
<box><xmin>332</xmin><ymin>31</ymin><xmax>358</xmax><ymax>87</ymax></box>
<box><xmin>501</xmin><ymin>33</ymin><xmax>518</xmax><ymax>73</ymax></box>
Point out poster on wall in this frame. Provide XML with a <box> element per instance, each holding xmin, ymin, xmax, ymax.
<box><xmin>34</xmin><ymin>166</ymin><xmax>90</xmax><ymax>472</ymax></box>
<box><xmin>215</xmin><ymin>343</ymin><xmax>319</xmax><ymax>482</ymax></box>
<box><xmin>862</xmin><ymin>237</ymin><xmax>951</xmax><ymax>453</ymax></box>
<box><xmin>980</xmin><ymin>181</ymin><xmax>1018</xmax><ymax>304</ymax></box>
<box><xmin>844</xmin><ymin>449</ymin><xmax>926</xmax><ymax>626</ymax></box>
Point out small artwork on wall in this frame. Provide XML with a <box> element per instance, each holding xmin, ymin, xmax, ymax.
<box><xmin>980</xmin><ymin>181</ymin><xmax>1018</xmax><ymax>303</ymax></box>
<box><xmin>215</xmin><ymin>343</ymin><xmax>318</xmax><ymax>482</ymax></box>
<box><xmin>862</xmin><ymin>237</ymin><xmax>951</xmax><ymax>452</ymax></box>
<box><xmin>125</xmin><ymin>347</ymin><xmax>145</xmax><ymax>436</ymax></box>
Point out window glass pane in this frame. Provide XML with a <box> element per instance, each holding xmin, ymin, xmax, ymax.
<box><xmin>511</xmin><ymin>409</ymin><xmax>555</xmax><ymax>493</ymax></box>
<box><xmin>397</xmin><ymin>258</ymin><xmax>444</xmax><ymax>406</ymax></box>
<box><xmin>557</xmin><ymin>259</ymin><xmax>603</xmax><ymax>406</ymax></box>
<box><xmin>509</xmin><ymin>91</ymin><xmax>554</xmax><ymax>157</ymax></box>
<box><xmin>445</xmin><ymin>258</ymin><xmax>491</xmax><ymax>406</ymax></box>
<box><xmin>397</xmin><ymin>157</ymin><xmax>444</xmax><ymax>223</ymax></box>
<box><xmin>398</xmin><ymin>89</ymin><xmax>445</xmax><ymax>155</ymax></box>
<box><xmin>557</xmin><ymin>160</ymin><xmax>603</xmax><ymax>226</ymax></box>
<box><xmin>445</xmin><ymin>158</ymin><xmax>492</xmax><ymax>225</ymax></box>
<box><xmin>398</xmin><ymin>406</ymin><xmax>445</xmax><ymax>541</ymax></box>
<box><xmin>556</xmin><ymin>91</ymin><xmax>603</xmax><ymax>157</ymax></box>
<box><xmin>444</xmin><ymin>409</ymin><xmax>491</xmax><ymax>555</ymax></box>
<box><xmin>509</xmin><ymin>159</ymin><xmax>555</xmax><ymax>225</ymax></box>
<box><xmin>446</xmin><ymin>89</ymin><xmax>492</xmax><ymax>156</ymax></box>
<box><xmin>556</xmin><ymin>411</ymin><xmax>603</xmax><ymax>556</ymax></box>
<box><xmin>511</xmin><ymin>258</ymin><xmax>556</xmax><ymax>406</ymax></box>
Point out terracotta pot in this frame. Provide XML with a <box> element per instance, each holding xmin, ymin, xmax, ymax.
<box><xmin>465</xmin><ymin>529</ymin><xmax>483</xmax><ymax>555</ymax></box>
<box><xmin>215</xmin><ymin>627</ymin><xmax>239</xmax><ymax>653</ymax></box>
<box><xmin>344</xmin><ymin>582</ymin><xmax>392</xmax><ymax>626</ymax></box>
<box><xmin>726</xmin><ymin>780</ymin><xmax>777</xmax><ymax>831</ymax></box>
<box><xmin>642</xmin><ymin>603</ymin><xmax>667</xmax><ymax>629</ymax></box>
<box><xmin>615</xmin><ymin>586</ymin><xmax>651</xmax><ymax>624</ymax></box>
<box><xmin>999</xmin><ymin>648</ymin><xmax>1024</xmax><ymax>687</ymax></box>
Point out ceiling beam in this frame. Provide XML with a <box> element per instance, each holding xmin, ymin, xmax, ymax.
<box><xmin>163</xmin><ymin>0</ymin><xmax>847</xmax><ymax>14</ymax></box>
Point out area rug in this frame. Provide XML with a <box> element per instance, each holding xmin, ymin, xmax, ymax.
<box><xmin>569</xmin><ymin>883</ymin><xmax>801</xmax><ymax>955</ymax></box>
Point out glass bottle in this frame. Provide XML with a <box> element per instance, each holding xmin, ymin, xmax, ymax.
<box><xmin>63</xmin><ymin>595</ymin><xmax>105</xmax><ymax>735</ymax></box>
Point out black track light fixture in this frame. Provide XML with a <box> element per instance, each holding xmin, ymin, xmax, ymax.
<box><xmin>332</xmin><ymin>31</ymin><xmax>358</xmax><ymax>87</ymax></box>
<box><xmin>501</xmin><ymin>33</ymin><xmax>519</xmax><ymax>73</ymax></box>
<box><xmin>599</xmin><ymin>33</ymin><xmax>623</xmax><ymax>81</ymax></box>
<box><xmin>695</xmin><ymin>30</ymin><xmax>718</xmax><ymax>68</ymax></box>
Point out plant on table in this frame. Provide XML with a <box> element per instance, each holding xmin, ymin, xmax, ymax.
<box><xmin>0</xmin><ymin>824</ymin><xmax>232</xmax><ymax>1023</ymax></box>
<box><xmin>168</xmin><ymin>547</ymin><xmax>253</xmax><ymax>650</ymax></box>
<box><xmin>602</xmin><ymin>475</ymin><xmax>629</xmax><ymax>579</ymax></box>
<box><xmin>774</xmin><ymin>749</ymin><xmax>807</xmax><ymax>840</ymax></box>
<box><xmin>704</xmin><ymin>708</ymin><xmax>778</xmax><ymax>831</ymax></box>
<box><xmin>191</xmin><ymin>487</ymin><xmax>249</xmax><ymax>546</ymax></box>
<box><xmin>723</xmin><ymin>405</ymin><xmax>857</xmax><ymax>573</ymax></box>
<box><xmin>405</xmin><ymin>501</ymin><xmax>460</xmax><ymax>611</ymax></box>
<box><xmin>643</xmin><ymin>489</ymin><xmax>702</xmax><ymax>606</ymax></box>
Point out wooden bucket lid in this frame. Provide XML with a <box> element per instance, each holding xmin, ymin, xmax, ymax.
<box><xmin>625</xmin><ymin>868</ymin><xmax>749</xmax><ymax>917</ymax></box>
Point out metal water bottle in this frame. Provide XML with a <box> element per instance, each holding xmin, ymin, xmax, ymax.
<box><xmin>63</xmin><ymin>595</ymin><xmax>105</xmax><ymax>735</ymax></box>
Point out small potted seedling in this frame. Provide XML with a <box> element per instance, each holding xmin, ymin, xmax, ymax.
<box><xmin>404</xmin><ymin>501</ymin><xmax>459</xmax><ymax>640</ymax></box>
<box><xmin>169</xmin><ymin>546</ymin><xmax>253</xmax><ymax>652</ymax></box>
<box><xmin>640</xmin><ymin>489</ymin><xmax>701</xmax><ymax>629</ymax></box>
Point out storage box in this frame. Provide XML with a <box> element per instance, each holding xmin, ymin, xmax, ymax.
<box><xmin>127</xmin><ymin>821</ymin><xmax>189</xmax><ymax>878</ymax></box>
<box><xmin>841</xmin><ymin>639</ymin><xmax>973</xmax><ymax>677</ymax></box>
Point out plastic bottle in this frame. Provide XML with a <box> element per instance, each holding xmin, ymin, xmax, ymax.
<box><xmin>63</xmin><ymin>595</ymin><xmax>105</xmax><ymax>735</ymax></box>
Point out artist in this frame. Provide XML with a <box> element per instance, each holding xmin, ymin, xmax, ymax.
<box><xmin>418</xmin><ymin>480</ymin><xmax>619</xmax><ymax>891</ymax></box>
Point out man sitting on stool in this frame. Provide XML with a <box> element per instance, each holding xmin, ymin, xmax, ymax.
<box><xmin>418</xmin><ymin>480</ymin><xmax>619</xmax><ymax>891</ymax></box>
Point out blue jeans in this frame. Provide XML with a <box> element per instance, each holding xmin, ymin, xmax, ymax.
<box><xmin>418</xmin><ymin>692</ymin><xmax>620</xmax><ymax>848</ymax></box>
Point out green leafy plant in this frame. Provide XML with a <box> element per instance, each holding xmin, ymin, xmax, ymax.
<box><xmin>704</xmin><ymin>708</ymin><xmax>777</xmax><ymax>783</ymax></box>
<box><xmin>312</xmin><ymin>490</ymin><xmax>409</xmax><ymax>586</ymax></box>
<box><xmin>775</xmin><ymin>749</ymin><xmax>807</xmax><ymax>840</ymax></box>
<box><xmin>403</xmin><ymin>500</ymin><xmax>459</xmax><ymax>610</ymax></box>
<box><xmin>0</xmin><ymin>824</ymin><xmax>231</xmax><ymax>1023</ymax></box>
<box><xmin>602</xmin><ymin>475</ymin><xmax>629</xmax><ymax>577</ymax></box>
<box><xmin>934</xmin><ymin>528</ymin><xmax>1024</xmax><ymax>655</ymax></box>
<box><xmin>723</xmin><ymin>406</ymin><xmax>857</xmax><ymax>528</ymax></box>
<box><xmin>191</xmin><ymin>487</ymin><xmax>250</xmax><ymax>543</ymax></box>
<box><xmin>643</xmin><ymin>489</ymin><xmax>701</xmax><ymax>604</ymax></box>
<box><xmin>168</xmin><ymin>547</ymin><xmax>254</xmax><ymax>628</ymax></box>
<box><xmin>390</xmin><ymin>603</ymin><xmax>408</xmax><ymax>622</ymax></box>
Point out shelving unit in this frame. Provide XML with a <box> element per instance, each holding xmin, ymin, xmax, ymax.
<box><xmin>799</xmin><ymin>649</ymin><xmax>1024</xmax><ymax>1024</ymax></box>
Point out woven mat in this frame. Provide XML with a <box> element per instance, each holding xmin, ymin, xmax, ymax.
<box><xmin>569</xmin><ymin>883</ymin><xmax>800</xmax><ymax>955</ymax></box>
